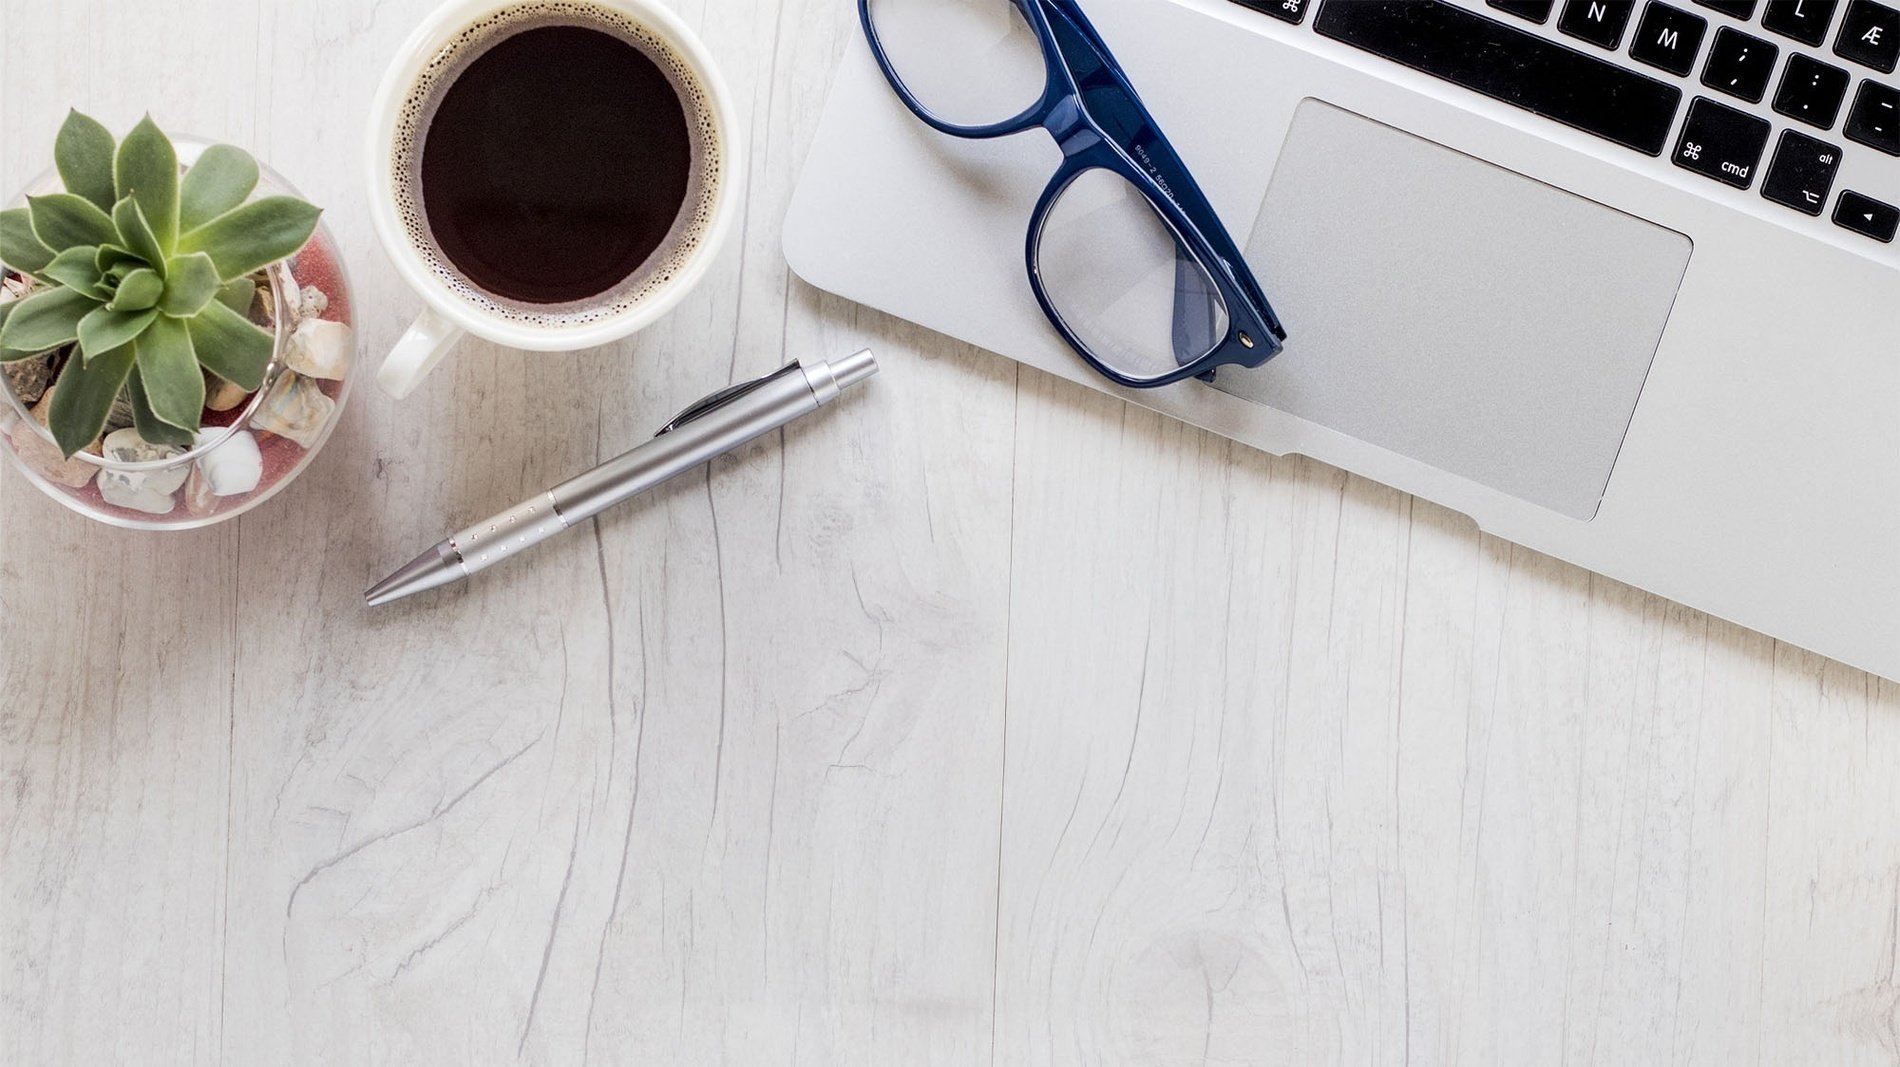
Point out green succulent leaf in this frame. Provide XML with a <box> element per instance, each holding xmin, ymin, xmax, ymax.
<box><xmin>215</xmin><ymin>277</ymin><xmax>256</xmax><ymax>315</ymax></box>
<box><xmin>128</xmin><ymin>369</ymin><xmax>197</xmax><ymax>447</ymax></box>
<box><xmin>0</xmin><ymin>299</ymin><xmax>28</xmax><ymax>362</ymax></box>
<box><xmin>179</xmin><ymin>145</ymin><xmax>260</xmax><ymax>232</ymax></box>
<box><xmin>0</xmin><ymin>285</ymin><xmax>98</xmax><ymax>352</ymax></box>
<box><xmin>40</xmin><ymin>245</ymin><xmax>109</xmax><ymax>299</ymax></box>
<box><xmin>114</xmin><ymin>116</ymin><xmax>180</xmax><ymax>251</ymax></box>
<box><xmin>133</xmin><ymin>315</ymin><xmax>202</xmax><ymax>430</ymax></box>
<box><xmin>47</xmin><ymin>341</ymin><xmax>135</xmax><ymax>457</ymax></box>
<box><xmin>111</xmin><ymin>197</ymin><xmax>166</xmax><ymax>276</ymax></box>
<box><xmin>0</xmin><ymin>208</ymin><xmax>58</xmax><ymax>274</ymax></box>
<box><xmin>28</xmin><ymin>193</ymin><xmax>118</xmax><ymax>253</ymax></box>
<box><xmin>77</xmin><ymin>304</ymin><xmax>159</xmax><ymax>360</ymax></box>
<box><xmin>95</xmin><ymin>244</ymin><xmax>143</xmax><ymax>275</ymax></box>
<box><xmin>55</xmin><ymin>110</ymin><xmax>119</xmax><ymax>212</ymax></box>
<box><xmin>0</xmin><ymin>301</ymin><xmax>29</xmax><ymax>362</ymax></box>
<box><xmin>158</xmin><ymin>252</ymin><xmax>221</xmax><ymax>317</ymax></box>
<box><xmin>110</xmin><ymin>268</ymin><xmax>164</xmax><ymax>311</ymax></box>
<box><xmin>177</xmin><ymin>197</ymin><xmax>320</xmax><ymax>282</ymax></box>
<box><xmin>187</xmin><ymin>298</ymin><xmax>272</xmax><ymax>392</ymax></box>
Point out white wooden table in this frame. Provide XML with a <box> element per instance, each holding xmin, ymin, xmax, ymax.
<box><xmin>4</xmin><ymin>2</ymin><xmax>1899</xmax><ymax>1063</ymax></box>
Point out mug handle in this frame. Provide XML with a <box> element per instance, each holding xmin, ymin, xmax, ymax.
<box><xmin>377</xmin><ymin>307</ymin><xmax>464</xmax><ymax>399</ymax></box>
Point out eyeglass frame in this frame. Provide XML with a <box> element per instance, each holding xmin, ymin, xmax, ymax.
<box><xmin>858</xmin><ymin>0</ymin><xmax>1287</xmax><ymax>388</ymax></box>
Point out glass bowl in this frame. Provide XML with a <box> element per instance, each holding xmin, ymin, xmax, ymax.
<box><xmin>0</xmin><ymin>137</ymin><xmax>354</xmax><ymax>530</ymax></box>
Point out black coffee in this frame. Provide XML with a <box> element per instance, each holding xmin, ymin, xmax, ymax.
<box><xmin>420</xmin><ymin>24</ymin><xmax>692</xmax><ymax>305</ymax></box>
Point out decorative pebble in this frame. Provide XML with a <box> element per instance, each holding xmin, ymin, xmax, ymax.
<box><xmin>103</xmin><ymin>391</ymin><xmax>135</xmax><ymax>434</ymax></box>
<box><xmin>248</xmin><ymin>372</ymin><xmax>333</xmax><ymax>448</ymax></box>
<box><xmin>3</xmin><ymin>352</ymin><xmax>54</xmax><ymax>405</ymax></box>
<box><xmin>193</xmin><ymin>429</ymin><xmax>262</xmax><ymax>496</ymax></box>
<box><xmin>298</xmin><ymin>285</ymin><xmax>329</xmax><ymax>322</ymax></box>
<box><xmin>97</xmin><ymin>428</ymin><xmax>188</xmax><ymax>514</ymax></box>
<box><xmin>260</xmin><ymin>275</ymin><xmax>292</xmax><ymax>328</ymax></box>
<box><xmin>205</xmin><ymin>376</ymin><xmax>250</xmax><ymax>412</ymax></box>
<box><xmin>183</xmin><ymin>467</ymin><xmax>216</xmax><ymax>517</ymax></box>
<box><xmin>283</xmin><ymin>318</ymin><xmax>352</xmax><ymax>381</ymax></box>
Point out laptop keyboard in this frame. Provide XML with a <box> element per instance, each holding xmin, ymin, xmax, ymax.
<box><xmin>1228</xmin><ymin>0</ymin><xmax>1899</xmax><ymax>244</ymax></box>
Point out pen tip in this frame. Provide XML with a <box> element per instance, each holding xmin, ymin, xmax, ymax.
<box><xmin>363</xmin><ymin>577</ymin><xmax>400</xmax><ymax>608</ymax></box>
<box><xmin>364</xmin><ymin>541</ymin><xmax>460</xmax><ymax>608</ymax></box>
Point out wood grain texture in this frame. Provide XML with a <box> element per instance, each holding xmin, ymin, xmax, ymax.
<box><xmin>2</xmin><ymin>1</ymin><xmax>1897</xmax><ymax>1065</ymax></box>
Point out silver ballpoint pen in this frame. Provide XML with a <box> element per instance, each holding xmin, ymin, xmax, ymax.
<box><xmin>365</xmin><ymin>349</ymin><xmax>879</xmax><ymax>607</ymax></box>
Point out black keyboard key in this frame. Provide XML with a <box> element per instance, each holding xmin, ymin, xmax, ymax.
<box><xmin>1835</xmin><ymin>0</ymin><xmax>1900</xmax><ymax>71</ymax></box>
<box><xmin>1561</xmin><ymin>0</ymin><xmax>1638</xmax><ymax>46</ymax></box>
<box><xmin>1833</xmin><ymin>189</ymin><xmax>1900</xmax><ymax>239</ymax></box>
<box><xmin>1845</xmin><ymin>79</ymin><xmax>1900</xmax><ymax>151</ymax></box>
<box><xmin>1696</xmin><ymin>0</ymin><xmax>1758</xmax><ymax>16</ymax></box>
<box><xmin>1774</xmin><ymin>52</ymin><xmax>1853</xmax><ymax>124</ymax></box>
<box><xmin>1702</xmin><ymin>27</ymin><xmax>1780</xmax><ymax>100</ymax></box>
<box><xmin>1631</xmin><ymin>2</ymin><xmax>1710</xmax><ymax>74</ymax></box>
<box><xmin>1673</xmin><ymin>97</ymin><xmax>1774</xmax><ymax>183</ymax></box>
<box><xmin>1761</xmin><ymin>130</ymin><xmax>1844</xmax><ymax>212</ymax></box>
<box><xmin>1491</xmin><ymin>0</ymin><xmax>1558</xmax><ymax>20</ymax></box>
<box><xmin>1313</xmin><ymin>1</ymin><xmax>1684</xmax><ymax>154</ymax></box>
<box><xmin>1763</xmin><ymin>0</ymin><xmax>1839</xmax><ymax>44</ymax></box>
<box><xmin>1228</xmin><ymin>0</ymin><xmax>1310</xmax><ymax>24</ymax></box>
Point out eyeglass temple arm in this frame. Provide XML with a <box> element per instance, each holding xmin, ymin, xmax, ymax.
<box><xmin>1041</xmin><ymin>0</ymin><xmax>1284</xmax><ymax>344</ymax></box>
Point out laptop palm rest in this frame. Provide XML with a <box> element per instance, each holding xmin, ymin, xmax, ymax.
<box><xmin>1218</xmin><ymin>100</ymin><xmax>1691</xmax><ymax>520</ymax></box>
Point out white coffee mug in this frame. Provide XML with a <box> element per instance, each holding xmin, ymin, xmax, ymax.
<box><xmin>364</xmin><ymin>0</ymin><xmax>742</xmax><ymax>399</ymax></box>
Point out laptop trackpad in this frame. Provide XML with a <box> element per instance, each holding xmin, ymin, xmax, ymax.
<box><xmin>1214</xmin><ymin>100</ymin><xmax>1691</xmax><ymax>520</ymax></box>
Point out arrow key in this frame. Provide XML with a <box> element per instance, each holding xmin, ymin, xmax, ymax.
<box><xmin>1832</xmin><ymin>190</ymin><xmax>1899</xmax><ymax>241</ymax></box>
<box><xmin>1845</xmin><ymin>80</ymin><xmax>1900</xmax><ymax>154</ymax></box>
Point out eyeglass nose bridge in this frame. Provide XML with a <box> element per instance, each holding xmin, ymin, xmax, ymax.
<box><xmin>1041</xmin><ymin>96</ymin><xmax>1103</xmax><ymax>158</ymax></box>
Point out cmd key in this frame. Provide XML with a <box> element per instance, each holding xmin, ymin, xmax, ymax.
<box><xmin>1673</xmin><ymin>97</ymin><xmax>1772</xmax><ymax>185</ymax></box>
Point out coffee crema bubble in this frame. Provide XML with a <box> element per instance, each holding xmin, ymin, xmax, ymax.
<box><xmin>391</xmin><ymin>1</ymin><xmax>722</xmax><ymax>326</ymax></box>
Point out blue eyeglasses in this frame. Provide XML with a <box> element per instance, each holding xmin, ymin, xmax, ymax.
<box><xmin>859</xmin><ymin>0</ymin><xmax>1287</xmax><ymax>388</ymax></box>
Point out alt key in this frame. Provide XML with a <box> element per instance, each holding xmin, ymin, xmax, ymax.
<box><xmin>1833</xmin><ymin>189</ymin><xmax>1899</xmax><ymax>241</ymax></box>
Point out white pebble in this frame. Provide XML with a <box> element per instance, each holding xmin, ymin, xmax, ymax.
<box><xmin>284</xmin><ymin>318</ymin><xmax>353</xmax><ymax>381</ymax></box>
<box><xmin>194</xmin><ymin>429</ymin><xmax>263</xmax><ymax>497</ymax></box>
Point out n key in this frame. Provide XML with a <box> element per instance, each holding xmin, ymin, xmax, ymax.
<box><xmin>1561</xmin><ymin>0</ymin><xmax>1638</xmax><ymax>46</ymax></box>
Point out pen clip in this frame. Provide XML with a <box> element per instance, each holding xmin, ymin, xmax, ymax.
<box><xmin>654</xmin><ymin>360</ymin><xmax>803</xmax><ymax>437</ymax></box>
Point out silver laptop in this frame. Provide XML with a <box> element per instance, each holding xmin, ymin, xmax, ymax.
<box><xmin>784</xmin><ymin>0</ymin><xmax>1900</xmax><ymax>680</ymax></box>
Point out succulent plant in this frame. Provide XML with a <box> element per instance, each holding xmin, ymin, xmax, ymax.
<box><xmin>0</xmin><ymin>111</ymin><xmax>321</xmax><ymax>457</ymax></box>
